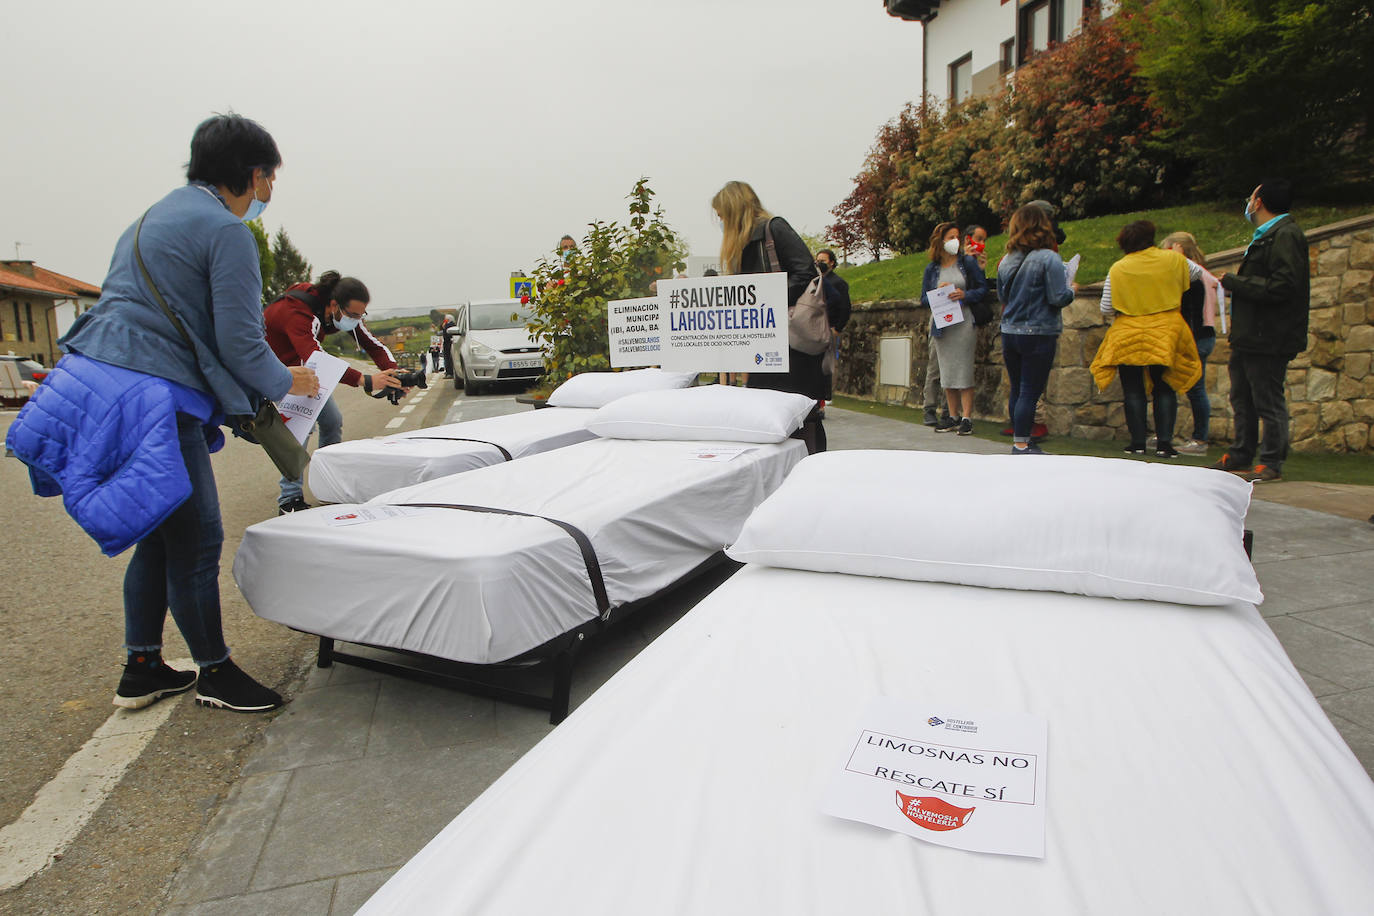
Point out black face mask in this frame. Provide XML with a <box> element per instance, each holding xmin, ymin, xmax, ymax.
<box><xmin>816</xmin><ymin>260</ymin><xmax>831</xmax><ymax>273</ymax></box>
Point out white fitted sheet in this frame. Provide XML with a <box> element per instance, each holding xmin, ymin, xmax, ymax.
<box><xmin>234</xmin><ymin>438</ymin><xmax>805</xmax><ymax>664</ymax></box>
<box><xmin>361</xmin><ymin>566</ymin><xmax>1374</xmax><ymax>915</ymax></box>
<box><xmin>306</xmin><ymin>407</ymin><xmax>597</xmax><ymax>504</ymax></box>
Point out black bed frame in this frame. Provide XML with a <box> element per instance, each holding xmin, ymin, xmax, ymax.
<box><xmin>313</xmin><ymin>552</ymin><xmax>736</xmax><ymax>724</ymax></box>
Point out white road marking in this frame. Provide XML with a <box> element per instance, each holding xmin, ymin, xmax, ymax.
<box><xmin>0</xmin><ymin>658</ymin><xmax>194</xmax><ymax>891</ymax></box>
<box><xmin>385</xmin><ymin>417</ymin><xmax>406</xmax><ymax>429</ymax></box>
<box><xmin>398</xmin><ymin>405</ymin><xmax>416</xmax><ymax>415</ymax></box>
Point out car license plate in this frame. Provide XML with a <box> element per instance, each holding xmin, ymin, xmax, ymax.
<box><xmin>508</xmin><ymin>358</ymin><xmax>542</xmax><ymax>370</ymax></box>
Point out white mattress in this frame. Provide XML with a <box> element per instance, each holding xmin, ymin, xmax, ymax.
<box><xmin>306</xmin><ymin>407</ymin><xmax>597</xmax><ymax>504</ymax></box>
<box><xmin>361</xmin><ymin>566</ymin><xmax>1374</xmax><ymax>915</ymax></box>
<box><xmin>234</xmin><ymin>438</ymin><xmax>806</xmax><ymax>664</ymax></box>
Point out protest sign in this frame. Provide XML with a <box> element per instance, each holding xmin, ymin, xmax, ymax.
<box><xmin>657</xmin><ymin>273</ymin><xmax>788</xmax><ymax>373</ymax></box>
<box><xmin>280</xmin><ymin>349</ymin><xmax>349</xmax><ymax>444</ymax></box>
<box><xmin>822</xmin><ymin>698</ymin><xmax>1048</xmax><ymax>858</ymax></box>
<box><xmin>928</xmin><ymin>285</ymin><xmax>965</xmax><ymax>329</ymax></box>
<box><xmin>322</xmin><ymin>505</ymin><xmax>436</xmax><ymax>527</ymax></box>
<box><xmin>608</xmin><ymin>296</ymin><xmax>663</xmax><ymax>368</ymax></box>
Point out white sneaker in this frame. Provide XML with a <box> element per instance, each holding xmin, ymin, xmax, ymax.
<box><xmin>1177</xmin><ymin>438</ymin><xmax>1208</xmax><ymax>455</ymax></box>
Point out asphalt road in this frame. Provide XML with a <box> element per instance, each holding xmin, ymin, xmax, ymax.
<box><xmin>0</xmin><ymin>366</ymin><xmax>508</xmax><ymax>915</ymax></box>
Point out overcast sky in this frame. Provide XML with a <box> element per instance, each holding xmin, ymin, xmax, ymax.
<box><xmin>6</xmin><ymin>0</ymin><xmax>923</xmax><ymax>317</ymax></box>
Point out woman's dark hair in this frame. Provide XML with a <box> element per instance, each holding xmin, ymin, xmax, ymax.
<box><xmin>927</xmin><ymin>221</ymin><xmax>959</xmax><ymax>262</ymax></box>
<box><xmin>1116</xmin><ymin>220</ymin><xmax>1157</xmax><ymax>254</ymax></box>
<box><xmin>186</xmin><ymin>113</ymin><xmax>281</xmax><ymax>197</ymax></box>
<box><xmin>317</xmin><ymin>270</ymin><xmax>370</xmax><ymax>308</ymax></box>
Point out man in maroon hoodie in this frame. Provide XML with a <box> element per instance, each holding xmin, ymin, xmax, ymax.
<box><xmin>264</xmin><ymin>271</ymin><xmax>402</xmax><ymax>512</ymax></box>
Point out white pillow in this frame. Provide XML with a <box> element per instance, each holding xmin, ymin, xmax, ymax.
<box><xmin>588</xmin><ymin>385</ymin><xmax>816</xmax><ymax>443</ymax></box>
<box><xmin>546</xmin><ymin>368</ymin><xmax>699</xmax><ymax>409</ymax></box>
<box><xmin>727</xmin><ymin>450</ymin><xmax>1262</xmax><ymax>606</ymax></box>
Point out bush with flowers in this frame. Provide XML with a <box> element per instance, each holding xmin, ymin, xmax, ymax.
<box><xmin>525</xmin><ymin>178</ymin><xmax>686</xmax><ymax>388</ymax></box>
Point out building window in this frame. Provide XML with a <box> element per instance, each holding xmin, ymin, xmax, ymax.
<box><xmin>25</xmin><ymin>303</ymin><xmax>35</xmax><ymax>342</ymax></box>
<box><xmin>949</xmin><ymin>53</ymin><xmax>973</xmax><ymax>104</ymax></box>
<box><xmin>12</xmin><ymin>303</ymin><xmax>22</xmax><ymax>341</ymax></box>
<box><xmin>1000</xmin><ymin>38</ymin><xmax>1015</xmax><ymax>75</ymax></box>
<box><xmin>1018</xmin><ymin>0</ymin><xmax>1064</xmax><ymax>65</ymax></box>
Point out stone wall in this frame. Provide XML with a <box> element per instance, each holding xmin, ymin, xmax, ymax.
<box><xmin>835</xmin><ymin>214</ymin><xmax>1374</xmax><ymax>453</ymax></box>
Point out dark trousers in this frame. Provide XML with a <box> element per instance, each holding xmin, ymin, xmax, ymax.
<box><xmin>1120</xmin><ymin>365</ymin><xmax>1176</xmax><ymax>449</ymax></box>
<box><xmin>1225</xmin><ymin>350</ymin><xmax>1290</xmax><ymax>470</ymax></box>
<box><xmin>123</xmin><ymin>416</ymin><xmax>230</xmax><ymax>666</ymax></box>
<box><xmin>1002</xmin><ymin>333</ymin><xmax>1057</xmax><ymax>443</ymax></box>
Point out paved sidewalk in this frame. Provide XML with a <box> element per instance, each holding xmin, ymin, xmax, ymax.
<box><xmin>161</xmin><ymin>407</ymin><xmax>1374</xmax><ymax>915</ymax></box>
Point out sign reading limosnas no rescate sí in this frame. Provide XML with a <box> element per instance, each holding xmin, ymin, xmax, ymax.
<box><xmin>822</xmin><ymin>698</ymin><xmax>1048</xmax><ymax>858</ymax></box>
<box><xmin>608</xmin><ymin>273</ymin><xmax>789</xmax><ymax>372</ymax></box>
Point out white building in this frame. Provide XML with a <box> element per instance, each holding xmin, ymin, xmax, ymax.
<box><xmin>886</xmin><ymin>0</ymin><xmax>1118</xmax><ymax>106</ymax></box>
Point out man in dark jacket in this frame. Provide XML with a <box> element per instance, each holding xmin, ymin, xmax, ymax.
<box><xmin>1211</xmin><ymin>179</ymin><xmax>1309</xmax><ymax>482</ymax></box>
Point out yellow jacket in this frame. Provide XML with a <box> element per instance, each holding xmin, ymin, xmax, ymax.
<box><xmin>1090</xmin><ymin>310</ymin><xmax>1202</xmax><ymax>393</ymax></box>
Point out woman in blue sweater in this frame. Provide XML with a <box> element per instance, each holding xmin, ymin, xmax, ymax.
<box><xmin>996</xmin><ymin>204</ymin><xmax>1077</xmax><ymax>454</ymax></box>
<box><xmin>7</xmin><ymin>115</ymin><xmax>318</xmax><ymax>712</ymax></box>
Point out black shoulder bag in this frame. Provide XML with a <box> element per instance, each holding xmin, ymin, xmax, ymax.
<box><xmin>133</xmin><ymin>213</ymin><xmax>310</xmax><ymax>480</ymax></box>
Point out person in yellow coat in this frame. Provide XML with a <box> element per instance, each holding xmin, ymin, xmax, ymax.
<box><xmin>1091</xmin><ymin>220</ymin><xmax>1203</xmax><ymax>458</ymax></box>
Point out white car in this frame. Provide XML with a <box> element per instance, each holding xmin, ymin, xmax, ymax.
<box><xmin>445</xmin><ymin>299</ymin><xmax>545</xmax><ymax>395</ymax></box>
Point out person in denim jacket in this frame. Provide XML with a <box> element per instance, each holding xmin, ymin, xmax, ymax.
<box><xmin>996</xmin><ymin>204</ymin><xmax>1076</xmax><ymax>453</ymax></box>
<box><xmin>920</xmin><ymin>222</ymin><xmax>988</xmax><ymax>435</ymax></box>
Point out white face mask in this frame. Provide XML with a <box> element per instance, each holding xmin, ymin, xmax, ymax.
<box><xmin>943</xmin><ymin>238</ymin><xmax>960</xmax><ymax>256</ymax></box>
<box><xmin>333</xmin><ymin>306</ymin><xmax>360</xmax><ymax>332</ymax></box>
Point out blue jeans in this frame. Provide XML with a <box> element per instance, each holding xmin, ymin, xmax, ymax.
<box><xmin>124</xmin><ymin>416</ymin><xmax>230</xmax><ymax>666</ymax></box>
<box><xmin>1186</xmin><ymin>335</ymin><xmax>1215</xmax><ymax>440</ymax></box>
<box><xmin>1002</xmin><ymin>334</ymin><xmax>1058</xmax><ymax>444</ymax></box>
<box><xmin>279</xmin><ymin>394</ymin><xmax>343</xmax><ymax>504</ymax></box>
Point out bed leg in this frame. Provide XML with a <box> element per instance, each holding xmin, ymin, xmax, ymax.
<box><xmin>1243</xmin><ymin>529</ymin><xmax>1254</xmax><ymax>559</ymax></box>
<box><xmin>549</xmin><ymin>648</ymin><xmax>577</xmax><ymax>725</ymax></box>
<box><xmin>318</xmin><ymin>636</ymin><xmax>335</xmax><ymax>668</ymax></box>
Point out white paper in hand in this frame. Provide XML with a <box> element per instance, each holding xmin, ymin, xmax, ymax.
<box><xmin>928</xmin><ymin>286</ymin><xmax>965</xmax><ymax>329</ymax></box>
<box><xmin>280</xmin><ymin>350</ymin><xmax>350</xmax><ymax>444</ymax></box>
<box><xmin>1064</xmin><ymin>254</ymin><xmax>1082</xmax><ymax>287</ymax></box>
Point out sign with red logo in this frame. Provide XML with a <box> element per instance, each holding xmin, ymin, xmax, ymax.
<box><xmin>821</xmin><ymin>698</ymin><xmax>1048</xmax><ymax>858</ymax></box>
<box><xmin>896</xmin><ymin>792</ymin><xmax>975</xmax><ymax>831</ymax></box>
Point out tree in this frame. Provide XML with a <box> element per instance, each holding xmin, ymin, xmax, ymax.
<box><xmin>1121</xmin><ymin>0</ymin><xmax>1374</xmax><ymax>197</ymax></box>
<box><xmin>245</xmin><ymin>219</ymin><xmax>275</xmax><ymax>305</ymax></box>
<box><xmin>266</xmin><ymin>228</ymin><xmax>313</xmax><ymax>304</ymax></box>
<box><xmin>974</xmin><ymin>14</ymin><xmax>1181</xmax><ymax>221</ymax></box>
<box><xmin>828</xmin><ymin>102</ymin><xmax>926</xmax><ymax>259</ymax></box>
<box><xmin>525</xmin><ymin>178</ymin><xmax>686</xmax><ymax>386</ymax></box>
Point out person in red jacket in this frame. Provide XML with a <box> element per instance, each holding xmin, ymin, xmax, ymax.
<box><xmin>264</xmin><ymin>270</ymin><xmax>403</xmax><ymax>512</ymax></box>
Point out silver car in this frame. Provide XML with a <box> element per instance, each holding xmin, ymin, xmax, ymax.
<box><xmin>446</xmin><ymin>299</ymin><xmax>544</xmax><ymax>395</ymax></box>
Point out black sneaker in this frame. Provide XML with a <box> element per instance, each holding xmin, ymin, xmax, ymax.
<box><xmin>278</xmin><ymin>496</ymin><xmax>312</xmax><ymax>515</ymax></box>
<box><xmin>196</xmin><ymin>659</ymin><xmax>284</xmax><ymax>713</ymax></box>
<box><xmin>933</xmin><ymin>415</ymin><xmax>959</xmax><ymax>433</ymax></box>
<box><xmin>1155</xmin><ymin>443</ymin><xmax>1180</xmax><ymax>459</ymax></box>
<box><xmin>113</xmin><ymin>655</ymin><xmax>196</xmax><ymax>709</ymax></box>
<box><xmin>956</xmin><ymin>417</ymin><xmax>974</xmax><ymax>436</ymax></box>
<box><xmin>1123</xmin><ymin>445</ymin><xmax>1147</xmax><ymax>455</ymax></box>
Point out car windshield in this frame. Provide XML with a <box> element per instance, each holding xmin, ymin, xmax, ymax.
<box><xmin>469</xmin><ymin>303</ymin><xmax>532</xmax><ymax>331</ymax></box>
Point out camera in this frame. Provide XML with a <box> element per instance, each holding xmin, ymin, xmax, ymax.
<box><xmin>373</xmin><ymin>367</ymin><xmax>428</xmax><ymax>405</ymax></box>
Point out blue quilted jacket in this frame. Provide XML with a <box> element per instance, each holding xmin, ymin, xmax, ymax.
<box><xmin>5</xmin><ymin>355</ymin><xmax>220</xmax><ymax>556</ymax></box>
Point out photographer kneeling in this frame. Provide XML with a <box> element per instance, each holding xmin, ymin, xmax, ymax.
<box><xmin>265</xmin><ymin>271</ymin><xmax>407</xmax><ymax>513</ymax></box>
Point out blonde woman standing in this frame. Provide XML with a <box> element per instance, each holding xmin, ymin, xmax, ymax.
<box><xmin>712</xmin><ymin>180</ymin><xmax>847</xmax><ymax>451</ymax></box>
<box><xmin>1160</xmin><ymin>231</ymin><xmax>1220</xmax><ymax>454</ymax></box>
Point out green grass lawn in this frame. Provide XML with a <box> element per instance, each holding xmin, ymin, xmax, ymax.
<box><xmin>839</xmin><ymin>201</ymin><xmax>1373</xmax><ymax>303</ymax></box>
<box><xmin>831</xmin><ymin>395</ymin><xmax>1374</xmax><ymax>486</ymax></box>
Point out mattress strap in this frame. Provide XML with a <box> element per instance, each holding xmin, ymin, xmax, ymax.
<box><xmin>393</xmin><ymin>438</ymin><xmax>513</xmax><ymax>461</ymax></box>
<box><xmin>394</xmin><ymin>503</ymin><xmax>610</xmax><ymax>617</ymax></box>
